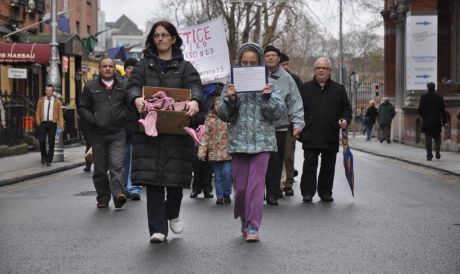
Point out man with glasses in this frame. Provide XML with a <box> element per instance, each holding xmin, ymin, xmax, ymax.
<box><xmin>298</xmin><ymin>57</ymin><xmax>351</xmax><ymax>203</ymax></box>
<box><xmin>78</xmin><ymin>57</ymin><xmax>129</xmax><ymax>209</ymax></box>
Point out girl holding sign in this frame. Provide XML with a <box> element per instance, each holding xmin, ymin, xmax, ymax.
<box><xmin>218</xmin><ymin>43</ymin><xmax>285</xmax><ymax>242</ymax></box>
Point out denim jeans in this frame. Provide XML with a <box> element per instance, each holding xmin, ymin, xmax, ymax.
<box><xmin>123</xmin><ymin>143</ymin><xmax>142</xmax><ymax>195</ymax></box>
<box><xmin>365</xmin><ymin>124</ymin><xmax>373</xmax><ymax>140</ymax></box>
<box><xmin>212</xmin><ymin>160</ymin><xmax>232</xmax><ymax>198</ymax></box>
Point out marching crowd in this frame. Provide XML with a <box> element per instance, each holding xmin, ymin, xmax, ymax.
<box><xmin>41</xmin><ymin>20</ymin><xmax>416</xmax><ymax>244</ymax></box>
<box><xmin>37</xmin><ymin>20</ymin><xmax>352</xmax><ymax>243</ymax></box>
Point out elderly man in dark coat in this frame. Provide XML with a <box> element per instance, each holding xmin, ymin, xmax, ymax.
<box><xmin>298</xmin><ymin>57</ymin><xmax>352</xmax><ymax>203</ymax></box>
<box><xmin>418</xmin><ymin>82</ymin><xmax>448</xmax><ymax>161</ymax></box>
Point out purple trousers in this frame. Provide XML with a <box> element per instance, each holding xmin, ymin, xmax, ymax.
<box><xmin>232</xmin><ymin>152</ymin><xmax>270</xmax><ymax>230</ymax></box>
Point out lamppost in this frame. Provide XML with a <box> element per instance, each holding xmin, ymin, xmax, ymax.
<box><xmin>47</xmin><ymin>0</ymin><xmax>64</xmax><ymax>162</ymax></box>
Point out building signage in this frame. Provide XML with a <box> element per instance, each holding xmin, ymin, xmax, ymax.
<box><xmin>8</xmin><ymin>68</ymin><xmax>27</xmax><ymax>79</ymax></box>
<box><xmin>178</xmin><ymin>17</ymin><xmax>231</xmax><ymax>84</ymax></box>
<box><xmin>406</xmin><ymin>13</ymin><xmax>438</xmax><ymax>90</ymax></box>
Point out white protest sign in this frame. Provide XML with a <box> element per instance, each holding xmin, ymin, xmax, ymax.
<box><xmin>405</xmin><ymin>13</ymin><xmax>438</xmax><ymax>90</ymax></box>
<box><xmin>179</xmin><ymin>17</ymin><xmax>231</xmax><ymax>84</ymax></box>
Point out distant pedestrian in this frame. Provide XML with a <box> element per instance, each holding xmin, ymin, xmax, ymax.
<box><xmin>0</xmin><ymin>97</ymin><xmax>6</xmax><ymax>128</ymax></box>
<box><xmin>198</xmin><ymin>96</ymin><xmax>232</xmax><ymax>205</ymax></box>
<box><xmin>364</xmin><ymin>100</ymin><xmax>378</xmax><ymax>141</ymax></box>
<box><xmin>279</xmin><ymin>52</ymin><xmax>303</xmax><ymax>197</ymax></box>
<box><xmin>78</xmin><ymin>57</ymin><xmax>128</xmax><ymax>209</ymax></box>
<box><xmin>35</xmin><ymin>84</ymin><xmax>64</xmax><ymax>166</ymax></box>
<box><xmin>378</xmin><ymin>97</ymin><xmax>396</xmax><ymax>144</ymax></box>
<box><xmin>127</xmin><ymin>21</ymin><xmax>203</xmax><ymax>243</ymax></box>
<box><xmin>122</xmin><ymin>58</ymin><xmax>142</xmax><ymax>200</ymax></box>
<box><xmin>418</xmin><ymin>82</ymin><xmax>448</xmax><ymax>161</ymax></box>
<box><xmin>263</xmin><ymin>46</ymin><xmax>304</xmax><ymax>205</ymax></box>
<box><xmin>298</xmin><ymin>57</ymin><xmax>352</xmax><ymax>203</ymax></box>
<box><xmin>218</xmin><ymin>42</ymin><xmax>285</xmax><ymax>242</ymax></box>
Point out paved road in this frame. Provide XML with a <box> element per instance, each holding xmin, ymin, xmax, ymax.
<box><xmin>1</xmin><ymin>149</ymin><xmax>459</xmax><ymax>273</ymax></box>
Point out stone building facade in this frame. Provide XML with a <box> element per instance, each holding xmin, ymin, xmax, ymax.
<box><xmin>382</xmin><ymin>0</ymin><xmax>460</xmax><ymax>151</ymax></box>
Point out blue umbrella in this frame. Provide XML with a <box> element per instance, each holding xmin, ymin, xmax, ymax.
<box><xmin>342</xmin><ymin>129</ymin><xmax>355</xmax><ymax>197</ymax></box>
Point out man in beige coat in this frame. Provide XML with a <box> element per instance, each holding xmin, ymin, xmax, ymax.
<box><xmin>35</xmin><ymin>84</ymin><xmax>64</xmax><ymax>166</ymax></box>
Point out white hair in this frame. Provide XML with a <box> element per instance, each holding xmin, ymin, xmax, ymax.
<box><xmin>314</xmin><ymin>57</ymin><xmax>332</xmax><ymax>69</ymax></box>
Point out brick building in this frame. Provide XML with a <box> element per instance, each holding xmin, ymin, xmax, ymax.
<box><xmin>381</xmin><ymin>0</ymin><xmax>460</xmax><ymax>152</ymax></box>
<box><xmin>0</xmin><ymin>0</ymin><xmax>99</xmax><ymax>146</ymax></box>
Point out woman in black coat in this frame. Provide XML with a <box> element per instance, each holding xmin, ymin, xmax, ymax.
<box><xmin>127</xmin><ymin>21</ymin><xmax>203</xmax><ymax>243</ymax></box>
<box><xmin>364</xmin><ymin>100</ymin><xmax>378</xmax><ymax>141</ymax></box>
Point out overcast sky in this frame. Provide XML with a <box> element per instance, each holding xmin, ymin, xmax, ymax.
<box><xmin>100</xmin><ymin>0</ymin><xmax>383</xmax><ymax>36</ymax></box>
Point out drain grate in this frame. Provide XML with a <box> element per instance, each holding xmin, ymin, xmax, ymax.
<box><xmin>75</xmin><ymin>191</ymin><xmax>97</xmax><ymax>196</ymax></box>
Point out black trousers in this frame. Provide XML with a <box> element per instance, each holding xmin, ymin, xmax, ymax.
<box><xmin>424</xmin><ymin>132</ymin><xmax>441</xmax><ymax>158</ymax></box>
<box><xmin>265</xmin><ymin>131</ymin><xmax>287</xmax><ymax>198</ymax></box>
<box><xmin>191</xmin><ymin>156</ymin><xmax>213</xmax><ymax>192</ymax></box>
<box><xmin>38</xmin><ymin>121</ymin><xmax>57</xmax><ymax>163</ymax></box>
<box><xmin>146</xmin><ymin>185</ymin><xmax>183</xmax><ymax>236</ymax></box>
<box><xmin>82</xmin><ymin>128</ymin><xmax>92</xmax><ymax>168</ymax></box>
<box><xmin>300</xmin><ymin>149</ymin><xmax>337</xmax><ymax>198</ymax></box>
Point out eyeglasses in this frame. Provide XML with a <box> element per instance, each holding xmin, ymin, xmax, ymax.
<box><xmin>153</xmin><ymin>33</ymin><xmax>171</xmax><ymax>39</ymax></box>
<box><xmin>315</xmin><ymin>66</ymin><xmax>330</xmax><ymax>70</ymax></box>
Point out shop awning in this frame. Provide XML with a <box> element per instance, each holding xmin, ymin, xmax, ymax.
<box><xmin>0</xmin><ymin>43</ymin><xmax>50</xmax><ymax>64</ymax></box>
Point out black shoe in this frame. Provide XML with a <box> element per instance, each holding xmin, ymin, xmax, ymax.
<box><xmin>46</xmin><ymin>162</ymin><xmax>51</xmax><ymax>166</ymax></box>
<box><xmin>190</xmin><ymin>190</ymin><xmax>201</xmax><ymax>198</ymax></box>
<box><xmin>216</xmin><ymin>198</ymin><xmax>224</xmax><ymax>204</ymax></box>
<box><xmin>83</xmin><ymin>166</ymin><xmax>91</xmax><ymax>172</ymax></box>
<box><xmin>203</xmin><ymin>191</ymin><xmax>214</xmax><ymax>199</ymax></box>
<box><xmin>387</xmin><ymin>140</ymin><xmax>391</xmax><ymax>144</ymax></box>
<box><xmin>427</xmin><ymin>156</ymin><xmax>433</xmax><ymax>161</ymax></box>
<box><xmin>97</xmin><ymin>201</ymin><xmax>109</xmax><ymax>208</ymax></box>
<box><xmin>284</xmin><ymin>187</ymin><xmax>294</xmax><ymax>196</ymax></box>
<box><xmin>435</xmin><ymin>151</ymin><xmax>441</xmax><ymax>159</ymax></box>
<box><xmin>113</xmin><ymin>193</ymin><xmax>127</xmax><ymax>209</ymax></box>
<box><xmin>41</xmin><ymin>158</ymin><xmax>46</xmax><ymax>165</ymax></box>
<box><xmin>380</xmin><ymin>139</ymin><xmax>383</xmax><ymax>143</ymax></box>
<box><xmin>266</xmin><ymin>196</ymin><xmax>278</xmax><ymax>205</ymax></box>
<box><xmin>293</xmin><ymin>170</ymin><xmax>299</xmax><ymax>177</ymax></box>
<box><xmin>302</xmin><ymin>195</ymin><xmax>313</xmax><ymax>203</ymax></box>
<box><xmin>223</xmin><ymin>196</ymin><xmax>231</xmax><ymax>204</ymax></box>
<box><xmin>130</xmin><ymin>193</ymin><xmax>141</xmax><ymax>201</ymax></box>
<box><xmin>320</xmin><ymin>195</ymin><xmax>334</xmax><ymax>202</ymax></box>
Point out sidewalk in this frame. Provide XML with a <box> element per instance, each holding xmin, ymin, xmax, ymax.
<box><xmin>0</xmin><ymin>145</ymin><xmax>87</xmax><ymax>186</ymax></box>
<box><xmin>349</xmin><ymin>134</ymin><xmax>460</xmax><ymax>177</ymax></box>
<box><xmin>0</xmin><ymin>135</ymin><xmax>459</xmax><ymax>187</ymax></box>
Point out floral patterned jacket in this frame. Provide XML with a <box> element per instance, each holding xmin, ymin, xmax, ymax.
<box><xmin>198</xmin><ymin>112</ymin><xmax>232</xmax><ymax>161</ymax></box>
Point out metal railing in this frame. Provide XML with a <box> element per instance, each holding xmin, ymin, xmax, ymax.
<box><xmin>0</xmin><ymin>93</ymin><xmax>36</xmax><ymax>146</ymax></box>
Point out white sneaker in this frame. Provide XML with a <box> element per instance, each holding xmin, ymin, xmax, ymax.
<box><xmin>150</xmin><ymin>233</ymin><xmax>166</xmax><ymax>243</ymax></box>
<box><xmin>169</xmin><ymin>218</ymin><xmax>183</xmax><ymax>234</ymax></box>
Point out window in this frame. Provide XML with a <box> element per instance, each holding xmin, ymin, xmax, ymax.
<box><xmin>76</xmin><ymin>21</ymin><xmax>80</xmax><ymax>34</ymax></box>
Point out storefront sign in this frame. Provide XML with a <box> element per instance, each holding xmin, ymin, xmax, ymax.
<box><xmin>406</xmin><ymin>13</ymin><xmax>438</xmax><ymax>90</ymax></box>
<box><xmin>179</xmin><ymin>17</ymin><xmax>231</xmax><ymax>84</ymax></box>
<box><xmin>8</xmin><ymin>68</ymin><xmax>27</xmax><ymax>79</ymax></box>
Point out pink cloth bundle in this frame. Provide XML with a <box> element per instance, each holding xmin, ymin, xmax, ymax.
<box><xmin>138</xmin><ymin>111</ymin><xmax>158</xmax><ymax>137</ymax></box>
<box><xmin>139</xmin><ymin>91</ymin><xmax>191</xmax><ymax>137</ymax></box>
<box><xmin>183</xmin><ymin>125</ymin><xmax>205</xmax><ymax>146</ymax></box>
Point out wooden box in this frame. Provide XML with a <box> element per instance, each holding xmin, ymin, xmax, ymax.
<box><xmin>141</xmin><ymin>86</ymin><xmax>191</xmax><ymax>135</ymax></box>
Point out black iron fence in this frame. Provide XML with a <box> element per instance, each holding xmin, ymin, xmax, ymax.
<box><xmin>0</xmin><ymin>93</ymin><xmax>36</xmax><ymax>146</ymax></box>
